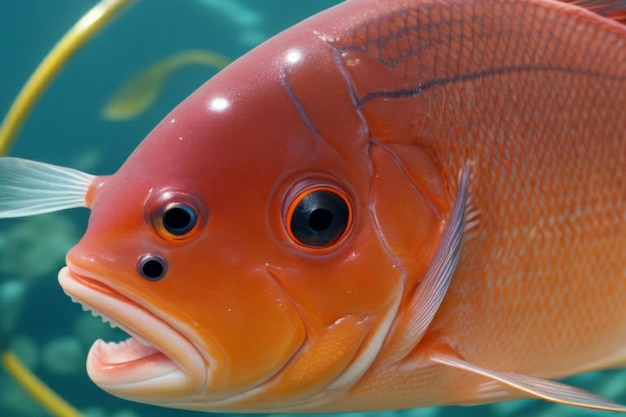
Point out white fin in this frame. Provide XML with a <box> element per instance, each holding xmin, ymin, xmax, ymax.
<box><xmin>0</xmin><ymin>157</ymin><xmax>94</xmax><ymax>218</ymax></box>
<box><xmin>382</xmin><ymin>162</ymin><xmax>472</xmax><ymax>366</ymax></box>
<box><xmin>431</xmin><ymin>352</ymin><xmax>626</xmax><ymax>412</ymax></box>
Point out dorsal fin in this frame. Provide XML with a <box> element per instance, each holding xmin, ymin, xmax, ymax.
<box><xmin>564</xmin><ymin>0</ymin><xmax>626</xmax><ymax>24</ymax></box>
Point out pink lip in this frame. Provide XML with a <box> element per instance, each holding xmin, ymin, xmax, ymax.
<box><xmin>57</xmin><ymin>267</ymin><xmax>207</xmax><ymax>400</ymax></box>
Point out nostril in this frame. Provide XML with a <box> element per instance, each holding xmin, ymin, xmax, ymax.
<box><xmin>137</xmin><ymin>254</ymin><xmax>167</xmax><ymax>281</ymax></box>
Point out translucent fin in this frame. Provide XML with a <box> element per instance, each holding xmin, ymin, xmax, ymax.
<box><xmin>431</xmin><ymin>352</ymin><xmax>626</xmax><ymax>412</ymax></box>
<box><xmin>0</xmin><ymin>157</ymin><xmax>94</xmax><ymax>218</ymax></box>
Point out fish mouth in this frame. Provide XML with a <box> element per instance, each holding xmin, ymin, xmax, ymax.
<box><xmin>58</xmin><ymin>266</ymin><xmax>206</xmax><ymax>400</ymax></box>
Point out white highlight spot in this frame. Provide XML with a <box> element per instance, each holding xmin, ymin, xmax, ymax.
<box><xmin>285</xmin><ymin>49</ymin><xmax>302</xmax><ymax>65</ymax></box>
<box><xmin>208</xmin><ymin>97</ymin><xmax>229</xmax><ymax>112</ymax></box>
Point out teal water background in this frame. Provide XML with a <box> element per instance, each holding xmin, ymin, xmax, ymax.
<box><xmin>0</xmin><ymin>1</ymin><xmax>624</xmax><ymax>416</ymax></box>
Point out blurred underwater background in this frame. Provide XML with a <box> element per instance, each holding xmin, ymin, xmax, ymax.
<box><xmin>0</xmin><ymin>1</ymin><xmax>625</xmax><ymax>416</ymax></box>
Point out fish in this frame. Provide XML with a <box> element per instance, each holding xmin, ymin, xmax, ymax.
<box><xmin>101</xmin><ymin>50</ymin><xmax>230</xmax><ymax>121</ymax></box>
<box><xmin>0</xmin><ymin>0</ymin><xmax>625</xmax><ymax>413</ymax></box>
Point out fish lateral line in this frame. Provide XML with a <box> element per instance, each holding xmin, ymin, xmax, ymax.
<box><xmin>355</xmin><ymin>64</ymin><xmax>626</xmax><ymax>106</ymax></box>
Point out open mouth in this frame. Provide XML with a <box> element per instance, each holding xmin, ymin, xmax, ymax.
<box><xmin>57</xmin><ymin>266</ymin><xmax>206</xmax><ymax>399</ymax></box>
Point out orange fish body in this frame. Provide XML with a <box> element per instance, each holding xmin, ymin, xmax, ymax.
<box><xmin>1</xmin><ymin>0</ymin><xmax>625</xmax><ymax>413</ymax></box>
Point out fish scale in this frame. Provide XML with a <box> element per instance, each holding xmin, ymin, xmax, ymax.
<box><xmin>307</xmin><ymin>0</ymin><xmax>626</xmax><ymax>409</ymax></box>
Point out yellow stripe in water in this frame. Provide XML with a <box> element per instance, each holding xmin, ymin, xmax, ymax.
<box><xmin>0</xmin><ymin>0</ymin><xmax>138</xmax><ymax>155</ymax></box>
<box><xmin>2</xmin><ymin>350</ymin><xmax>82</xmax><ymax>417</ymax></box>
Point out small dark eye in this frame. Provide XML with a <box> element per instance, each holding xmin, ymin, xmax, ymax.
<box><xmin>162</xmin><ymin>204</ymin><xmax>197</xmax><ymax>235</ymax></box>
<box><xmin>286</xmin><ymin>186</ymin><xmax>352</xmax><ymax>248</ymax></box>
<box><xmin>147</xmin><ymin>189</ymin><xmax>206</xmax><ymax>241</ymax></box>
<box><xmin>137</xmin><ymin>254</ymin><xmax>167</xmax><ymax>281</ymax></box>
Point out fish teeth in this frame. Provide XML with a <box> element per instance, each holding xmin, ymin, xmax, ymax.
<box><xmin>71</xmin><ymin>297</ymin><xmax>121</xmax><ymax>330</ymax></box>
<box><xmin>67</xmin><ymin>293</ymin><xmax>157</xmax><ymax>351</ymax></box>
<box><xmin>70</xmin><ymin>296</ymin><xmax>91</xmax><ymax>312</ymax></box>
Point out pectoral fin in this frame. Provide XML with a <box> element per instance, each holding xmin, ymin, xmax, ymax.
<box><xmin>431</xmin><ymin>352</ymin><xmax>626</xmax><ymax>412</ymax></box>
<box><xmin>380</xmin><ymin>162</ymin><xmax>472</xmax><ymax>366</ymax></box>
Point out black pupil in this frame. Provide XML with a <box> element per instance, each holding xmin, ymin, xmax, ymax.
<box><xmin>290</xmin><ymin>189</ymin><xmax>349</xmax><ymax>247</ymax></box>
<box><xmin>309</xmin><ymin>208</ymin><xmax>333</xmax><ymax>231</ymax></box>
<box><xmin>139</xmin><ymin>255</ymin><xmax>167</xmax><ymax>281</ymax></box>
<box><xmin>163</xmin><ymin>205</ymin><xmax>196</xmax><ymax>235</ymax></box>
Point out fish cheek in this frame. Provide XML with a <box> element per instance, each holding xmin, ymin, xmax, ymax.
<box><xmin>160</xmin><ymin>183</ymin><xmax>299</xmax><ymax>394</ymax></box>
<box><xmin>153</xmin><ymin>246</ymin><xmax>307</xmax><ymax>393</ymax></box>
<box><xmin>265</xmin><ymin>217</ymin><xmax>405</xmax><ymax>374</ymax></box>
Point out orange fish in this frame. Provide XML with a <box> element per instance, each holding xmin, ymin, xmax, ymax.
<box><xmin>1</xmin><ymin>0</ymin><xmax>625</xmax><ymax>413</ymax></box>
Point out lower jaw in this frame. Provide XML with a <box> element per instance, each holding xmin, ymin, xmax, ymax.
<box><xmin>87</xmin><ymin>337</ymin><xmax>178</xmax><ymax>382</ymax></box>
<box><xmin>87</xmin><ymin>338</ymin><xmax>191</xmax><ymax>398</ymax></box>
<box><xmin>58</xmin><ymin>266</ymin><xmax>208</xmax><ymax>397</ymax></box>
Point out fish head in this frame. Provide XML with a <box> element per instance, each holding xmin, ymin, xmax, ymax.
<box><xmin>57</xmin><ymin>13</ymin><xmax>450</xmax><ymax>413</ymax></box>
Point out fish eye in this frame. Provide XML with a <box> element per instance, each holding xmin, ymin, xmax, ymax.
<box><xmin>147</xmin><ymin>188</ymin><xmax>206</xmax><ymax>241</ymax></box>
<box><xmin>137</xmin><ymin>254</ymin><xmax>167</xmax><ymax>281</ymax></box>
<box><xmin>285</xmin><ymin>185</ymin><xmax>352</xmax><ymax>248</ymax></box>
<box><xmin>162</xmin><ymin>203</ymin><xmax>197</xmax><ymax>235</ymax></box>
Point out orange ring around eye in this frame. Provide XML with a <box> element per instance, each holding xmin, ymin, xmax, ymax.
<box><xmin>285</xmin><ymin>185</ymin><xmax>353</xmax><ymax>248</ymax></box>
